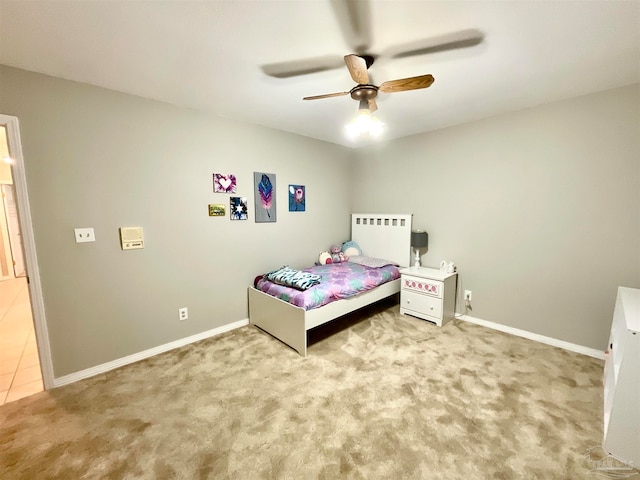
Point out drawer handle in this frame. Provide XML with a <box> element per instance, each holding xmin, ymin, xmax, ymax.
<box><xmin>430</xmin><ymin>306</ymin><xmax>434</xmax><ymax>310</ymax></box>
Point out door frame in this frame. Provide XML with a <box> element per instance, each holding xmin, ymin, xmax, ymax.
<box><xmin>1</xmin><ymin>114</ymin><xmax>54</xmax><ymax>389</ymax></box>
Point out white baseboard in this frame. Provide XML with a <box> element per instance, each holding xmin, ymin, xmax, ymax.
<box><xmin>458</xmin><ymin>314</ymin><xmax>605</xmax><ymax>360</ymax></box>
<box><xmin>53</xmin><ymin>319</ymin><xmax>249</xmax><ymax>388</ymax></box>
<box><xmin>52</xmin><ymin>314</ymin><xmax>603</xmax><ymax>388</ymax></box>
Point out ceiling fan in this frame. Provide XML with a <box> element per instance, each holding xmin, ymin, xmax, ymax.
<box><xmin>302</xmin><ymin>53</ymin><xmax>434</xmax><ymax>113</ymax></box>
<box><xmin>261</xmin><ymin>0</ymin><xmax>483</xmax><ymax>117</ymax></box>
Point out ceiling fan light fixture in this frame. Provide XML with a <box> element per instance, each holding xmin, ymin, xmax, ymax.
<box><xmin>345</xmin><ymin>109</ymin><xmax>384</xmax><ymax>140</ymax></box>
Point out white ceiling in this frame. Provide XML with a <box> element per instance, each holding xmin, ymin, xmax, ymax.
<box><xmin>1</xmin><ymin>1</ymin><xmax>638</xmax><ymax>148</ymax></box>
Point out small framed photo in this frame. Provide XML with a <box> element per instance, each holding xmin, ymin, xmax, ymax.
<box><xmin>230</xmin><ymin>197</ymin><xmax>248</xmax><ymax>220</ymax></box>
<box><xmin>208</xmin><ymin>204</ymin><xmax>226</xmax><ymax>217</ymax></box>
<box><xmin>213</xmin><ymin>173</ymin><xmax>237</xmax><ymax>193</ymax></box>
<box><xmin>289</xmin><ymin>185</ymin><xmax>305</xmax><ymax>212</ymax></box>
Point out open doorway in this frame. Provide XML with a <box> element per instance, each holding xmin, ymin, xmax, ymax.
<box><xmin>1</xmin><ymin>183</ymin><xmax>26</xmax><ymax>278</ymax></box>
<box><xmin>0</xmin><ymin>119</ymin><xmax>47</xmax><ymax>404</ymax></box>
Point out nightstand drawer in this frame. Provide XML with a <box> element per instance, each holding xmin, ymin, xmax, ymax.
<box><xmin>401</xmin><ymin>274</ymin><xmax>442</xmax><ymax>298</ymax></box>
<box><xmin>401</xmin><ymin>290</ymin><xmax>443</xmax><ymax>318</ymax></box>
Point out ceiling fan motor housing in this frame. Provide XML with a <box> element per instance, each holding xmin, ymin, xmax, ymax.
<box><xmin>350</xmin><ymin>85</ymin><xmax>378</xmax><ymax>101</ymax></box>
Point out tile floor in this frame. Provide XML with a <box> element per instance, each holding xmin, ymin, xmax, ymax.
<box><xmin>0</xmin><ymin>276</ymin><xmax>43</xmax><ymax>405</ymax></box>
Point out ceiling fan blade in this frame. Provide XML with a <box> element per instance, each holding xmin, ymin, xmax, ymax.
<box><xmin>261</xmin><ymin>55</ymin><xmax>345</xmax><ymax>78</ymax></box>
<box><xmin>384</xmin><ymin>29</ymin><xmax>484</xmax><ymax>59</ymax></box>
<box><xmin>303</xmin><ymin>91</ymin><xmax>349</xmax><ymax>101</ymax></box>
<box><xmin>330</xmin><ymin>0</ymin><xmax>372</xmax><ymax>53</ymax></box>
<box><xmin>378</xmin><ymin>75</ymin><xmax>435</xmax><ymax>93</ymax></box>
<box><xmin>368</xmin><ymin>99</ymin><xmax>378</xmax><ymax>113</ymax></box>
<box><xmin>344</xmin><ymin>54</ymin><xmax>369</xmax><ymax>84</ymax></box>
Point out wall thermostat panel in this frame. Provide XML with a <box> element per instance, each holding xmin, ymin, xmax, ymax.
<box><xmin>119</xmin><ymin>226</ymin><xmax>144</xmax><ymax>250</ymax></box>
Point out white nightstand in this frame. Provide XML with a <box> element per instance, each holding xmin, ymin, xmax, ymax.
<box><xmin>399</xmin><ymin>267</ymin><xmax>458</xmax><ymax>326</ymax></box>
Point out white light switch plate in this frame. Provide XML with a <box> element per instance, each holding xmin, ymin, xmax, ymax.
<box><xmin>74</xmin><ymin>228</ymin><xmax>95</xmax><ymax>243</ymax></box>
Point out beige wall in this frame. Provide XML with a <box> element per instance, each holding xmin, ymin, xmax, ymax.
<box><xmin>1</xmin><ymin>62</ymin><xmax>638</xmax><ymax>377</ymax></box>
<box><xmin>350</xmin><ymin>84</ymin><xmax>640</xmax><ymax>350</ymax></box>
<box><xmin>0</xmin><ymin>65</ymin><xmax>354</xmax><ymax>377</ymax></box>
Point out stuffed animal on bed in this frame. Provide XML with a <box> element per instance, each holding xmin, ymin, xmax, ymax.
<box><xmin>318</xmin><ymin>244</ymin><xmax>349</xmax><ymax>265</ymax></box>
<box><xmin>330</xmin><ymin>244</ymin><xmax>348</xmax><ymax>263</ymax></box>
<box><xmin>342</xmin><ymin>241</ymin><xmax>362</xmax><ymax>258</ymax></box>
<box><xmin>318</xmin><ymin>251</ymin><xmax>332</xmax><ymax>265</ymax></box>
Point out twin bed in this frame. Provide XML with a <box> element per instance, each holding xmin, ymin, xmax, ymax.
<box><xmin>248</xmin><ymin>213</ymin><xmax>412</xmax><ymax>356</ymax></box>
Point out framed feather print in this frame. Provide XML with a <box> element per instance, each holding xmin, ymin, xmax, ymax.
<box><xmin>288</xmin><ymin>185</ymin><xmax>305</xmax><ymax>212</ymax></box>
<box><xmin>254</xmin><ymin>172</ymin><xmax>276</xmax><ymax>223</ymax></box>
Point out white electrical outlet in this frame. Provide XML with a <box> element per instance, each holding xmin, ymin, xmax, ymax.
<box><xmin>74</xmin><ymin>227</ymin><xmax>95</xmax><ymax>243</ymax></box>
<box><xmin>465</xmin><ymin>290</ymin><xmax>472</xmax><ymax>301</ymax></box>
<box><xmin>178</xmin><ymin>307</ymin><xmax>188</xmax><ymax>321</ymax></box>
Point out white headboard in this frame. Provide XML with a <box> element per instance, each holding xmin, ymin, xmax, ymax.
<box><xmin>351</xmin><ymin>213</ymin><xmax>413</xmax><ymax>267</ymax></box>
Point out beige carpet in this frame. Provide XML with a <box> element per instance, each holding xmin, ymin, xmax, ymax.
<box><xmin>0</xmin><ymin>299</ymin><xmax>630</xmax><ymax>479</ymax></box>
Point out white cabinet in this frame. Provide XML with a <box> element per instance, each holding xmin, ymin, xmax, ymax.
<box><xmin>399</xmin><ymin>267</ymin><xmax>457</xmax><ymax>326</ymax></box>
<box><xmin>603</xmin><ymin>286</ymin><xmax>640</xmax><ymax>467</ymax></box>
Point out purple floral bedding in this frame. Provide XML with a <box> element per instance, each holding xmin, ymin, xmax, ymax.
<box><xmin>254</xmin><ymin>262</ymin><xmax>400</xmax><ymax>311</ymax></box>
